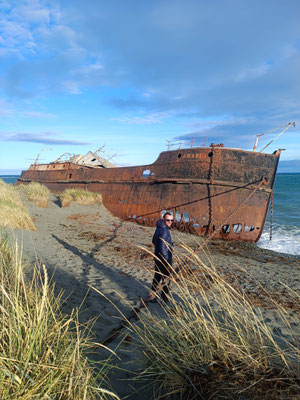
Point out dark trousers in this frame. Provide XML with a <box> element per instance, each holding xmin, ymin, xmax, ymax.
<box><xmin>150</xmin><ymin>263</ymin><xmax>171</xmax><ymax>302</ymax></box>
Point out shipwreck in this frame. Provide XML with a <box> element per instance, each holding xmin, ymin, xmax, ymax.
<box><xmin>17</xmin><ymin>123</ymin><xmax>296</xmax><ymax>242</ymax></box>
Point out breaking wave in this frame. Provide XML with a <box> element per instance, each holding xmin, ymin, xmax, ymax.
<box><xmin>258</xmin><ymin>223</ymin><xmax>300</xmax><ymax>256</ymax></box>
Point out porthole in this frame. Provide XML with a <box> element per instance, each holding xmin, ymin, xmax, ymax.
<box><xmin>222</xmin><ymin>225</ymin><xmax>230</xmax><ymax>234</ymax></box>
<box><xmin>233</xmin><ymin>224</ymin><xmax>242</xmax><ymax>233</ymax></box>
<box><xmin>142</xmin><ymin>169</ymin><xmax>151</xmax><ymax>177</ymax></box>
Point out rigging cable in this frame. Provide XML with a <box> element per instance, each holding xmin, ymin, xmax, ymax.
<box><xmin>270</xmin><ymin>191</ymin><xmax>273</xmax><ymax>241</ymax></box>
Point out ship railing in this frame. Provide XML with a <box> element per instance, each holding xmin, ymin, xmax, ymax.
<box><xmin>54</xmin><ymin>152</ymin><xmax>74</xmax><ymax>163</ymax></box>
<box><xmin>166</xmin><ymin>137</ymin><xmax>207</xmax><ymax>151</ymax></box>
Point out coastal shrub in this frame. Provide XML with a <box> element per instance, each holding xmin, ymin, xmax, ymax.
<box><xmin>60</xmin><ymin>188</ymin><xmax>102</xmax><ymax>207</ymax></box>
<box><xmin>18</xmin><ymin>181</ymin><xmax>50</xmax><ymax>207</ymax></box>
<box><xmin>129</xmin><ymin>244</ymin><xmax>300</xmax><ymax>399</ymax></box>
<box><xmin>0</xmin><ymin>235</ymin><xmax>119</xmax><ymax>400</ymax></box>
<box><xmin>0</xmin><ymin>179</ymin><xmax>36</xmax><ymax>230</ymax></box>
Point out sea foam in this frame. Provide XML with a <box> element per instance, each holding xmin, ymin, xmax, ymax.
<box><xmin>258</xmin><ymin>223</ymin><xmax>300</xmax><ymax>256</ymax></box>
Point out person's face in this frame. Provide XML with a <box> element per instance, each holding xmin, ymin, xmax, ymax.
<box><xmin>164</xmin><ymin>216</ymin><xmax>174</xmax><ymax>226</ymax></box>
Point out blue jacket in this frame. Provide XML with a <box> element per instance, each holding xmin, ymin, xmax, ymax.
<box><xmin>152</xmin><ymin>219</ymin><xmax>173</xmax><ymax>268</ymax></box>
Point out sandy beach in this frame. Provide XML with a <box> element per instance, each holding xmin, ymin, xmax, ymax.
<box><xmin>8</xmin><ymin>193</ymin><xmax>300</xmax><ymax>399</ymax></box>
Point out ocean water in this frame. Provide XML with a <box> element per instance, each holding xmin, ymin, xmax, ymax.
<box><xmin>0</xmin><ymin>175</ymin><xmax>20</xmax><ymax>185</ymax></box>
<box><xmin>1</xmin><ymin>174</ymin><xmax>300</xmax><ymax>255</ymax></box>
<box><xmin>257</xmin><ymin>173</ymin><xmax>300</xmax><ymax>256</ymax></box>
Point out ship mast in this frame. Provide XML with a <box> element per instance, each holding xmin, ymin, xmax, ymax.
<box><xmin>253</xmin><ymin>122</ymin><xmax>296</xmax><ymax>152</ymax></box>
<box><xmin>34</xmin><ymin>148</ymin><xmax>52</xmax><ymax>166</ymax></box>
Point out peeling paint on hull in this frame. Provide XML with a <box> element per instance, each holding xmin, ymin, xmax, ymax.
<box><xmin>17</xmin><ymin>146</ymin><xmax>280</xmax><ymax>242</ymax></box>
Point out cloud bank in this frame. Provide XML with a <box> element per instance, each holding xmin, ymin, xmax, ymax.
<box><xmin>0</xmin><ymin>0</ymin><xmax>299</xmax><ymax>159</ymax></box>
<box><xmin>2</xmin><ymin>132</ymin><xmax>91</xmax><ymax>146</ymax></box>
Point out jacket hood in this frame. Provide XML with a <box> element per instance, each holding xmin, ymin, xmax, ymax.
<box><xmin>156</xmin><ymin>219</ymin><xmax>168</xmax><ymax>229</ymax></box>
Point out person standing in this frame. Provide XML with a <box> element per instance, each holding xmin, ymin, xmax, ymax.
<box><xmin>148</xmin><ymin>212</ymin><xmax>174</xmax><ymax>303</ymax></box>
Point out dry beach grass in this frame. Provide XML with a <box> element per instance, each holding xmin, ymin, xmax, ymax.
<box><xmin>18</xmin><ymin>181</ymin><xmax>50</xmax><ymax>208</ymax></box>
<box><xmin>0</xmin><ymin>179</ymin><xmax>36</xmax><ymax>231</ymax></box>
<box><xmin>0</xmin><ymin>184</ymin><xmax>119</xmax><ymax>399</ymax></box>
<box><xmin>2</xmin><ymin>188</ymin><xmax>300</xmax><ymax>399</ymax></box>
<box><xmin>124</xmin><ymin>246</ymin><xmax>300</xmax><ymax>399</ymax></box>
<box><xmin>59</xmin><ymin>188</ymin><xmax>103</xmax><ymax>207</ymax></box>
<box><xmin>0</xmin><ymin>235</ymin><xmax>119</xmax><ymax>400</ymax></box>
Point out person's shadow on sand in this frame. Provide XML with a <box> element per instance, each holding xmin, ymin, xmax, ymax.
<box><xmin>50</xmin><ymin>233</ymin><xmax>148</xmax><ymax>331</ymax></box>
<box><xmin>89</xmin><ymin>222</ymin><xmax>123</xmax><ymax>257</ymax></box>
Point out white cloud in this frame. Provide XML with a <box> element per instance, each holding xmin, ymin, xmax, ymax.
<box><xmin>36</xmin><ymin>24</ymin><xmax>79</xmax><ymax>52</ymax></box>
<box><xmin>63</xmin><ymin>81</ymin><xmax>82</xmax><ymax>95</ymax></box>
<box><xmin>0</xmin><ymin>98</ymin><xmax>14</xmax><ymax>116</ymax></box>
<box><xmin>142</xmin><ymin>88</ymin><xmax>160</xmax><ymax>99</ymax></box>
<box><xmin>111</xmin><ymin>112</ymin><xmax>172</xmax><ymax>125</ymax></box>
<box><xmin>11</xmin><ymin>3</ymin><xmax>50</xmax><ymax>24</ymax></box>
<box><xmin>80</xmin><ymin>61</ymin><xmax>103</xmax><ymax>74</ymax></box>
<box><xmin>22</xmin><ymin>110</ymin><xmax>56</xmax><ymax>118</ymax></box>
<box><xmin>0</xmin><ymin>19</ymin><xmax>33</xmax><ymax>44</ymax></box>
<box><xmin>1</xmin><ymin>131</ymin><xmax>91</xmax><ymax>145</ymax></box>
<box><xmin>234</xmin><ymin>63</ymin><xmax>271</xmax><ymax>82</ymax></box>
<box><xmin>0</xmin><ymin>2</ymin><xmax>57</xmax><ymax>62</ymax></box>
<box><xmin>283</xmin><ymin>43</ymin><xmax>298</xmax><ymax>58</ymax></box>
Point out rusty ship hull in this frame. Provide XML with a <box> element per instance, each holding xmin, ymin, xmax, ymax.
<box><xmin>18</xmin><ymin>146</ymin><xmax>281</xmax><ymax>242</ymax></box>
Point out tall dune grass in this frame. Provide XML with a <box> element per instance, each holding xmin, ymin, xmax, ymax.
<box><xmin>0</xmin><ymin>179</ymin><xmax>36</xmax><ymax>230</ymax></box>
<box><xmin>128</xmin><ymin>244</ymin><xmax>300</xmax><ymax>399</ymax></box>
<box><xmin>18</xmin><ymin>181</ymin><xmax>50</xmax><ymax>207</ymax></box>
<box><xmin>60</xmin><ymin>188</ymin><xmax>102</xmax><ymax>207</ymax></box>
<box><xmin>0</xmin><ymin>235</ymin><xmax>119</xmax><ymax>399</ymax></box>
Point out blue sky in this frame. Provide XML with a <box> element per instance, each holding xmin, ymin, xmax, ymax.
<box><xmin>0</xmin><ymin>0</ymin><xmax>300</xmax><ymax>174</ymax></box>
